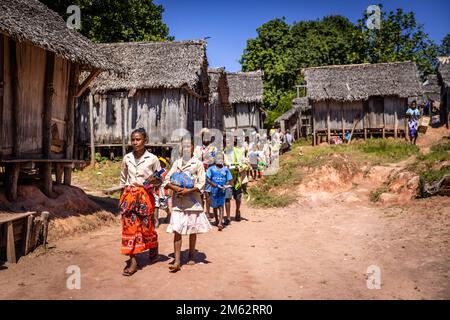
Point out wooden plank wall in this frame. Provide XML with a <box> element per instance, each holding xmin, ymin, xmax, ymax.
<box><xmin>1</xmin><ymin>35</ymin><xmax>13</xmax><ymax>155</ymax></box>
<box><xmin>52</xmin><ymin>56</ymin><xmax>70</xmax><ymax>143</ymax></box>
<box><xmin>0</xmin><ymin>37</ymin><xmax>71</xmax><ymax>158</ymax></box>
<box><xmin>76</xmin><ymin>88</ymin><xmax>203</xmax><ymax>146</ymax></box>
<box><xmin>0</xmin><ymin>34</ymin><xmax>4</xmax><ymax>157</ymax></box>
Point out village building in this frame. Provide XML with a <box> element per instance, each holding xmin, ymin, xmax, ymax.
<box><xmin>223</xmin><ymin>71</ymin><xmax>264</xmax><ymax>132</ymax></box>
<box><xmin>0</xmin><ymin>0</ymin><xmax>121</xmax><ymax>201</ymax></box>
<box><xmin>76</xmin><ymin>40</ymin><xmax>209</xmax><ymax>160</ymax></box>
<box><xmin>302</xmin><ymin>62</ymin><xmax>423</xmax><ymax>145</ymax></box>
<box><xmin>205</xmin><ymin>67</ymin><xmax>231</xmax><ymax>132</ymax></box>
<box><xmin>274</xmin><ymin>97</ymin><xmax>312</xmax><ymax>139</ymax></box>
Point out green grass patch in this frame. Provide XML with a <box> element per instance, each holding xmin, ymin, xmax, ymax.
<box><xmin>369</xmin><ymin>185</ymin><xmax>389</xmax><ymax>203</ymax></box>
<box><xmin>248</xmin><ymin>139</ymin><xmax>419</xmax><ymax>208</ymax></box>
<box><xmin>72</xmin><ymin>160</ymin><xmax>122</xmax><ymax>192</ymax></box>
<box><xmin>248</xmin><ymin>185</ymin><xmax>297</xmax><ymax>208</ymax></box>
<box><xmin>410</xmin><ymin>141</ymin><xmax>450</xmax><ymax>184</ymax></box>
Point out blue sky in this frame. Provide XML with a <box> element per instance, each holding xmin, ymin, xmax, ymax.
<box><xmin>154</xmin><ymin>0</ymin><xmax>450</xmax><ymax>72</ymax></box>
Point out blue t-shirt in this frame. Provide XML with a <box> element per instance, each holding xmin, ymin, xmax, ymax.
<box><xmin>206</xmin><ymin>165</ymin><xmax>232</xmax><ymax>196</ymax></box>
<box><xmin>406</xmin><ymin>108</ymin><xmax>420</xmax><ymax>118</ymax></box>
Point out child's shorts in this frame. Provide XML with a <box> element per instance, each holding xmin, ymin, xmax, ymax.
<box><xmin>225</xmin><ymin>187</ymin><xmax>243</xmax><ymax>201</ymax></box>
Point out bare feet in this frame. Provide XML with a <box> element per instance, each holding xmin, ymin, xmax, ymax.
<box><xmin>169</xmin><ymin>264</ymin><xmax>181</xmax><ymax>272</ymax></box>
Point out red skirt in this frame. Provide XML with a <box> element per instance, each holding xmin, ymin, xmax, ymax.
<box><xmin>119</xmin><ymin>186</ymin><xmax>158</xmax><ymax>255</ymax></box>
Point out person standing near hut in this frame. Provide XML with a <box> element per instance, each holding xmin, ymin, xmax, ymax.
<box><xmin>119</xmin><ymin>128</ymin><xmax>161</xmax><ymax>276</ymax></box>
<box><xmin>406</xmin><ymin>101</ymin><xmax>421</xmax><ymax>145</ymax></box>
<box><xmin>163</xmin><ymin>138</ymin><xmax>212</xmax><ymax>272</ymax></box>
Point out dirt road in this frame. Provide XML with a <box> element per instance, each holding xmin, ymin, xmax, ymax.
<box><xmin>1</xmin><ymin>193</ymin><xmax>449</xmax><ymax>299</ymax></box>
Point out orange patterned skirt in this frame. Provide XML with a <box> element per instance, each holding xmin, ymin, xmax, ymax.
<box><xmin>119</xmin><ymin>186</ymin><xmax>158</xmax><ymax>255</ymax></box>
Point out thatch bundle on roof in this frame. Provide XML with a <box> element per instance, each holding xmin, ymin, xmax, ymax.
<box><xmin>226</xmin><ymin>71</ymin><xmax>264</xmax><ymax>104</ymax></box>
<box><xmin>0</xmin><ymin>0</ymin><xmax>122</xmax><ymax>72</ymax></box>
<box><xmin>205</xmin><ymin>67</ymin><xmax>231</xmax><ymax>130</ymax></box>
<box><xmin>438</xmin><ymin>57</ymin><xmax>450</xmax><ymax>88</ymax></box>
<box><xmin>302</xmin><ymin>62</ymin><xmax>422</xmax><ymax>102</ymax></box>
<box><xmin>90</xmin><ymin>40</ymin><xmax>208</xmax><ymax>93</ymax></box>
<box><xmin>222</xmin><ymin>71</ymin><xmax>264</xmax><ymax>131</ymax></box>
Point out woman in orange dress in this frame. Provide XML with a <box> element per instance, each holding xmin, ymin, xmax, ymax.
<box><xmin>119</xmin><ymin>128</ymin><xmax>162</xmax><ymax>276</ymax></box>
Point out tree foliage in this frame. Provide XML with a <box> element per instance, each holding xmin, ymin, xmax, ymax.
<box><xmin>439</xmin><ymin>34</ymin><xmax>450</xmax><ymax>56</ymax></box>
<box><xmin>41</xmin><ymin>0</ymin><xmax>173</xmax><ymax>43</ymax></box>
<box><xmin>241</xmin><ymin>7</ymin><xmax>438</xmax><ymax>125</ymax></box>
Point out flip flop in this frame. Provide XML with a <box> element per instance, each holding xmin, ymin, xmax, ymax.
<box><xmin>122</xmin><ymin>267</ymin><xmax>137</xmax><ymax>277</ymax></box>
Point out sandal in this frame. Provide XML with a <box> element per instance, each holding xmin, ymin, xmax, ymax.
<box><xmin>187</xmin><ymin>257</ymin><xmax>196</xmax><ymax>265</ymax></box>
<box><xmin>169</xmin><ymin>264</ymin><xmax>181</xmax><ymax>272</ymax></box>
<box><xmin>122</xmin><ymin>267</ymin><xmax>137</xmax><ymax>277</ymax></box>
<box><xmin>218</xmin><ymin>224</ymin><xmax>224</xmax><ymax>231</ymax></box>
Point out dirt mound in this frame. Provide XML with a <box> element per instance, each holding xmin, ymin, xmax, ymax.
<box><xmin>378</xmin><ymin>171</ymin><xmax>420</xmax><ymax>205</ymax></box>
<box><xmin>48</xmin><ymin>210</ymin><xmax>119</xmax><ymax>242</ymax></box>
<box><xmin>0</xmin><ymin>184</ymin><xmax>102</xmax><ymax>216</ymax></box>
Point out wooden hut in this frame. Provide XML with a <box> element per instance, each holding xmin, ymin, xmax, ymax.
<box><xmin>438</xmin><ymin>57</ymin><xmax>450</xmax><ymax>128</ymax></box>
<box><xmin>223</xmin><ymin>71</ymin><xmax>264</xmax><ymax>131</ymax></box>
<box><xmin>0</xmin><ymin>0</ymin><xmax>121</xmax><ymax>201</ymax></box>
<box><xmin>76</xmin><ymin>40</ymin><xmax>209</xmax><ymax>159</ymax></box>
<box><xmin>205</xmin><ymin>67</ymin><xmax>231</xmax><ymax>131</ymax></box>
<box><xmin>302</xmin><ymin>62</ymin><xmax>423</xmax><ymax>145</ymax></box>
<box><xmin>274</xmin><ymin>97</ymin><xmax>311</xmax><ymax>139</ymax></box>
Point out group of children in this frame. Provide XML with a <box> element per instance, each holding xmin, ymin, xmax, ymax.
<box><xmin>118</xmin><ymin>128</ymin><xmax>284</xmax><ymax>275</ymax></box>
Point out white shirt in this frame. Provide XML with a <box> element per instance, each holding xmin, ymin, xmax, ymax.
<box><xmin>120</xmin><ymin>150</ymin><xmax>161</xmax><ymax>187</ymax></box>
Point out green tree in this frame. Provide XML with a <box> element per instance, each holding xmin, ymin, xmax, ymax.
<box><xmin>356</xmin><ymin>7</ymin><xmax>437</xmax><ymax>77</ymax></box>
<box><xmin>241</xmin><ymin>15</ymin><xmax>360</xmax><ymax>125</ymax></box>
<box><xmin>439</xmin><ymin>34</ymin><xmax>450</xmax><ymax>56</ymax></box>
<box><xmin>240</xmin><ymin>18</ymin><xmax>294</xmax><ymax>110</ymax></box>
<box><xmin>41</xmin><ymin>0</ymin><xmax>173</xmax><ymax>43</ymax></box>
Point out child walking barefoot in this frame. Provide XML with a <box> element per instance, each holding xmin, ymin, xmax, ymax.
<box><xmin>206</xmin><ymin>154</ymin><xmax>233</xmax><ymax>231</ymax></box>
<box><xmin>163</xmin><ymin>138</ymin><xmax>212</xmax><ymax>272</ymax></box>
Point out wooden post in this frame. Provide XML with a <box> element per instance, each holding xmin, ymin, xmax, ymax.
<box><xmin>6</xmin><ymin>221</ymin><xmax>16</xmax><ymax>263</ymax></box>
<box><xmin>363</xmin><ymin>101</ymin><xmax>368</xmax><ymax>140</ymax></box>
<box><xmin>89</xmin><ymin>93</ymin><xmax>95</xmax><ymax>167</ymax></box>
<box><xmin>43</xmin><ymin>52</ymin><xmax>55</xmax><ymax>158</ymax></box>
<box><xmin>121</xmin><ymin>96</ymin><xmax>127</xmax><ymax>156</ymax></box>
<box><xmin>6</xmin><ymin>164</ymin><xmax>20</xmax><ymax>201</ymax></box>
<box><xmin>55</xmin><ymin>163</ymin><xmax>64</xmax><ymax>184</ymax></box>
<box><xmin>382</xmin><ymin>100</ymin><xmax>386</xmax><ymax>139</ymax></box>
<box><xmin>42</xmin><ymin>163</ymin><xmax>52</xmax><ymax>197</ymax></box>
<box><xmin>341</xmin><ymin>102</ymin><xmax>345</xmax><ymax>141</ymax></box>
<box><xmin>23</xmin><ymin>214</ymin><xmax>33</xmax><ymax>255</ymax></box>
<box><xmin>312</xmin><ymin>103</ymin><xmax>316</xmax><ymax>146</ymax></box>
<box><xmin>41</xmin><ymin>211</ymin><xmax>50</xmax><ymax>247</ymax></box>
<box><xmin>0</xmin><ymin>35</ymin><xmax>4</xmax><ymax>148</ymax></box>
<box><xmin>326</xmin><ymin>101</ymin><xmax>331</xmax><ymax>143</ymax></box>
<box><xmin>9</xmin><ymin>39</ymin><xmax>20</xmax><ymax>158</ymax></box>
<box><xmin>394</xmin><ymin>108</ymin><xmax>398</xmax><ymax>139</ymax></box>
<box><xmin>64</xmin><ymin>63</ymin><xmax>80</xmax><ymax>185</ymax></box>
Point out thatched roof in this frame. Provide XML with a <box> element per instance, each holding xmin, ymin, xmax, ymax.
<box><xmin>275</xmin><ymin>97</ymin><xmax>312</xmax><ymax>124</ymax></box>
<box><xmin>208</xmin><ymin>67</ymin><xmax>232</xmax><ymax>112</ymax></box>
<box><xmin>89</xmin><ymin>40</ymin><xmax>208</xmax><ymax>93</ymax></box>
<box><xmin>438</xmin><ymin>57</ymin><xmax>450</xmax><ymax>88</ymax></box>
<box><xmin>302</xmin><ymin>62</ymin><xmax>422</xmax><ymax>102</ymax></box>
<box><xmin>226</xmin><ymin>71</ymin><xmax>263</xmax><ymax>104</ymax></box>
<box><xmin>421</xmin><ymin>74</ymin><xmax>441</xmax><ymax>102</ymax></box>
<box><xmin>274</xmin><ymin>107</ymin><xmax>298</xmax><ymax>124</ymax></box>
<box><xmin>0</xmin><ymin>0</ymin><xmax>122</xmax><ymax>71</ymax></box>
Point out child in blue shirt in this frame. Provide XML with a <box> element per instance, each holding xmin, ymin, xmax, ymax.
<box><xmin>206</xmin><ymin>154</ymin><xmax>233</xmax><ymax>231</ymax></box>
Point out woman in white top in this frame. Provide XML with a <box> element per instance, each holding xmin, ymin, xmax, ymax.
<box><xmin>119</xmin><ymin>128</ymin><xmax>161</xmax><ymax>276</ymax></box>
